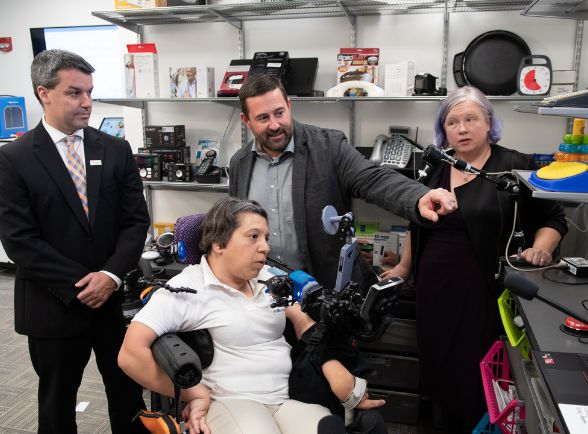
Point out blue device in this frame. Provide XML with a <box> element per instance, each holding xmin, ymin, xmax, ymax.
<box><xmin>529</xmin><ymin>162</ymin><xmax>588</xmax><ymax>193</ymax></box>
<box><xmin>0</xmin><ymin>96</ymin><xmax>28</xmax><ymax>139</ymax></box>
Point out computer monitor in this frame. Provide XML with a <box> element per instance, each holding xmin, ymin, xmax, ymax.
<box><xmin>30</xmin><ymin>25</ymin><xmax>123</xmax><ymax>100</ymax></box>
<box><xmin>99</xmin><ymin>117</ymin><xmax>125</xmax><ymax>138</ymax></box>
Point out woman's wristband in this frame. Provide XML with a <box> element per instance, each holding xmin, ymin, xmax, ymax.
<box><xmin>340</xmin><ymin>377</ymin><xmax>367</xmax><ymax>409</ymax></box>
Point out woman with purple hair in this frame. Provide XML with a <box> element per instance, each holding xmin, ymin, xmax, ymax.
<box><xmin>381</xmin><ymin>86</ymin><xmax>567</xmax><ymax>433</ymax></box>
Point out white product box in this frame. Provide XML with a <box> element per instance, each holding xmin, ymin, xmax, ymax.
<box><xmin>125</xmin><ymin>44</ymin><xmax>160</xmax><ymax>98</ymax></box>
<box><xmin>197</xmin><ymin>66</ymin><xmax>215</xmax><ymax>98</ymax></box>
<box><xmin>385</xmin><ymin>61</ymin><xmax>416</xmax><ymax>96</ymax></box>
<box><xmin>553</xmin><ymin>70</ymin><xmax>576</xmax><ymax>84</ymax></box>
<box><xmin>550</xmin><ymin>84</ymin><xmax>574</xmax><ymax>97</ymax></box>
<box><xmin>390</xmin><ymin>225</ymin><xmax>409</xmax><ymax>259</ymax></box>
<box><xmin>373</xmin><ymin>232</ymin><xmax>399</xmax><ymax>268</ymax></box>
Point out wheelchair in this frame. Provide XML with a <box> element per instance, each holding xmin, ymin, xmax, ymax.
<box><xmin>129</xmin><ymin>212</ymin><xmax>390</xmax><ymax>434</ymax></box>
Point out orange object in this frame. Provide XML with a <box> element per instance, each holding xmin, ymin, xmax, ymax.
<box><xmin>135</xmin><ymin>410</ymin><xmax>179</xmax><ymax>434</ymax></box>
<box><xmin>554</xmin><ymin>152</ymin><xmax>566</xmax><ymax>162</ymax></box>
<box><xmin>563</xmin><ymin>153</ymin><xmax>581</xmax><ymax>162</ymax></box>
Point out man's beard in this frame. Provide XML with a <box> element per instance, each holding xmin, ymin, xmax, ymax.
<box><xmin>255</xmin><ymin>123</ymin><xmax>294</xmax><ymax>155</ymax></box>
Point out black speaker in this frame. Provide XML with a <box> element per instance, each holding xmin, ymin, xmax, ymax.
<box><xmin>168</xmin><ymin>163</ymin><xmax>194</xmax><ymax>182</ymax></box>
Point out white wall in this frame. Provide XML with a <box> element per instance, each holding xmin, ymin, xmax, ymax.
<box><xmin>1</xmin><ymin>1</ymin><xmax>586</xmax><ymax>230</ymax></box>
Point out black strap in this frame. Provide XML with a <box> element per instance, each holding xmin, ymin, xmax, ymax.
<box><xmin>306</xmin><ymin>322</ymin><xmax>326</xmax><ymax>353</ymax></box>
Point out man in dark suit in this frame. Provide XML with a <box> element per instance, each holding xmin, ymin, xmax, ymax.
<box><xmin>0</xmin><ymin>50</ymin><xmax>150</xmax><ymax>434</ymax></box>
<box><xmin>229</xmin><ymin>74</ymin><xmax>457</xmax><ymax>291</ymax></box>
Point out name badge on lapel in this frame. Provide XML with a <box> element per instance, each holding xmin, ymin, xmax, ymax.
<box><xmin>90</xmin><ymin>160</ymin><xmax>102</xmax><ymax>166</ymax></box>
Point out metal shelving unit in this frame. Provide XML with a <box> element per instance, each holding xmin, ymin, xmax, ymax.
<box><xmin>98</xmin><ymin>95</ymin><xmax>543</xmax><ymax>108</ymax></box>
<box><xmin>522</xmin><ymin>0</ymin><xmax>588</xmax><ymax>19</ymax></box>
<box><xmin>514</xmin><ymin>105</ymin><xmax>588</xmax><ymax>118</ymax></box>
<box><xmin>93</xmin><ymin>0</ymin><xmax>533</xmax><ymax>33</ymax></box>
<box><xmin>142</xmin><ymin>179</ymin><xmax>229</xmax><ymax>237</ymax></box>
<box><xmin>93</xmin><ymin>0</ymin><xmax>564</xmax><ymax>147</ymax></box>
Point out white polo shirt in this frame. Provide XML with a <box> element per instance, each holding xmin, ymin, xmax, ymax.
<box><xmin>133</xmin><ymin>256</ymin><xmax>291</xmax><ymax>404</ymax></box>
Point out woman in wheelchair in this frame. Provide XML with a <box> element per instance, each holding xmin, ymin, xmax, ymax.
<box><xmin>119</xmin><ymin>197</ymin><xmax>384</xmax><ymax>434</ymax></box>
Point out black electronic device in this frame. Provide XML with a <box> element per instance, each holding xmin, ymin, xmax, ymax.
<box><xmin>137</xmin><ymin>147</ymin><xmax>191</xmax><ymax>171</ymax></box>
<box><xmin>134</xmin><ymin>154</ymin><xmax>161</xmax><ymax>181</ymax></box>
<box><xmin>249</xmin><ymin>51</ymin><xmax>290</xmax><ymax>86</ymax></box>
<box><xmin>168</xmin><ymin>163</ymin><xmax>194</xmax><ymax>182</ymax></box>
<box><xmin>145</xmin><ymin>125</ymin><xmax>186</xmax><ymax>148</ymax></box>
<box><xmin>562</xmin><ymin>257</ymin><xmax>588</xmax><ymax>277</ymax></box>
<box><xmin>194</xmin><ymin>167</ymin><xmax>222</xmax><ymax>184</ymax></box>
<box><xmin>413</xmin><ymin>73</ymin><xmax>447</xmax><ymax>96</ymax></box>
<box><xmin>532</xmin><ymin>350</ymin><xmax>588</xmax><ymax>434</ymax></box>
<box><xmin>196</xmin><ymin>150</ymin><xmax>216</xmax><ymax>176</ymax></box>
<box><xmin>264</xmin><ymin>206</ymin><xmax>404</xmax><ymax>342</ymax></box>
<box><xmin>285</xmin><ymin>58</ymin><xmax>319</xmax><ymax>96</ymax></box>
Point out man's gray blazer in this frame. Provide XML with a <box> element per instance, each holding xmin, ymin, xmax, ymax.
<box><xmin>229</xmin><ymin>119</ymin><xmax>431</xmax><ymax>290</ymax></box>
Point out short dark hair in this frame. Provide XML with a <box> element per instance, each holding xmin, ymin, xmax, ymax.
<box><xmin>199</xmin><ymin>197</ymin><xmax>268</xmax><ymax>254</ymax></box>
<box><xmin>31</xmin><ymin>49</ymin><xmax>95</xmax><ymax>103</ymax></box>
<box><xmin>239</xmin><ymin>74</ymin><xmax>288</xmax><ymax>119</ymax></box>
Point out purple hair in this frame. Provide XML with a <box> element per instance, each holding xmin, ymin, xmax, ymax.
<box><xmin>434</xmin><ymin>86</ymin><xmax>503</xmax><ymax>150</ymax></box>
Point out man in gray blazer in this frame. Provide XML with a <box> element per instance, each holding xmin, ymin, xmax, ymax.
<box><xmin>229</xmin><ymin>74</ymin><xmax>456</xmax><ymax>291</ymax></box>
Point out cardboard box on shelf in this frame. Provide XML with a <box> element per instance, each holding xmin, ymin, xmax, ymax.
<box><xmin>115</xmin><ymin>0</ymin><xmax>146</xmax><ymax>9</ymax></box>
<box><xmin>373</xmin><ymin>232</ymin><xmax>399</xmax><ymax>269</ymax></box>
<box><xmin>116</xmin><ymin>0</ymin><xmax>168</xmax><ymax>8</ymax></box>
<box><xmin>390</xmin><ymin>225</ymin><xmax>409</xmax><ymax>259</ymax></box>
<box><xmin>337</xmin><ymin>48</ymin><xmax>379</xmax><ymax>86</ymax></box>
<box><xmin>170</xmin><ymin>67</ymin><xmax>197</xmax><ymax>98</ymax></box>
<box><xmin>354</xmin><ymin>221</ymin><xmax>380</xmax><ymax>244</ymax></box>
<box><xmin>197</xmin><ymin>66</ymin><xmax>215</xmax><ymax>98</ymax></box>
<box><xmin>153</xmin><ymin>222</ymin><xmax>175</xmax><ymax>240</ymax></box>
<box><xmin>125</xmin><ymin>44</ymin><xmax>159</xmax><ymax>98</ymax></box>
<box><xmin>550</xmin><ymin>70</ymin><xmax>576</xmax><ymax>97</ymax></box>
<box><xmin>169</xmin><ymin>67</ymin><xmax>215</xmax><ymax>98</ymax></box>
<box><xmin>220</xmin><ymin>65</ymin><xmax>250</xmax><ymax>96</ymax></box>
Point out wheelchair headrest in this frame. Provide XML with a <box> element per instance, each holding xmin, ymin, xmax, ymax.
<box><xmin>173</xmin><ymin>213</ymin><xmax>206</xmax><ymax>265</ymax></box>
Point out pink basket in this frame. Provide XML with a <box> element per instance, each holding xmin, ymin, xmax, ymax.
<box><xmin>480</xmin><ymin>340</ymin><xmax>526</xmax><ymax>434</ymax></box>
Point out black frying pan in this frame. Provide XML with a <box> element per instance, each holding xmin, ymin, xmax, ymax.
<box><xmin>453</xmin><ymin>30</ymin><xmax>531</xmax><ymax>95</ymax></box>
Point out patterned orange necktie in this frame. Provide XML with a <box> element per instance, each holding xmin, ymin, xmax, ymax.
<box><xmin>65</xmin><ymin>136</ymin><xmax>89</xmax><ymax>219</ymax></box>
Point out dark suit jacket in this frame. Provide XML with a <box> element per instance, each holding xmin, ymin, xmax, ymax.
<box><xmin>0</xmin><ymin>121</ymin><xmax>150</xmax><ymax>338</ymax></box>
<box><xmin>409</xmin><ymin>144</ymin><xmax>568</xmax><ymax>293</ymax></box>
<box><xmin>229</xmin><ymin>119</ymin><xmax>434</xmax><ymax>290</ymax></box>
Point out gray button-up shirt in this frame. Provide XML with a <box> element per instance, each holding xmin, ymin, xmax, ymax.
<box><xmin>248</xmin><ymin>137</ymin><xmax>306</xmax><ymax>271</ymax></box>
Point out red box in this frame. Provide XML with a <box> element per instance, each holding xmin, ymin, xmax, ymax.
<box><xmin>337</xmin><ymin>48</ymin><xmax>379</xmax><ymax>85</ymax></box>
<box><xmin>219</xmin><ymin>65</ymin><xmax>250</xmax><ymax>96</ymax></box>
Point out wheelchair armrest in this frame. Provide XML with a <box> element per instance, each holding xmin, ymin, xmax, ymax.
<box><xmin>177</xmin><ymin>329</ymin><xmax>214</xmax><ymax>369</ymax></box>
<box><xmin>152</xmin><ymin>333</ymin><xmax>202</xmax><ymax>389</ymax></box>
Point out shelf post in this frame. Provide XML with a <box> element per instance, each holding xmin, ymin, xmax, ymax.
<box><xmin>144</xmin><ymin>184</ymin><xmax>154</xmax><ymax>240</ymax></box>
<box><xmin>336</xmin><ymin>0</ymin><xmax>356</xmax><ymax>47</ymax></box>
<box><xmin>567</xmin><ymin>19</ymin><xmax>584</xmax><ymax>133</ymax></box>
<box><xmin>441</xmin><ymin>0</ymin><xmax>449</xmax><ymax>89</ymax></box>
<box><xmin>349</xmin><ymin>100</ymin><xmax>355</xmax><ymax>148</ymax></box>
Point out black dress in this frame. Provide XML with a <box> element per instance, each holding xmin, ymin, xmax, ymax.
<box><xmin>415</xmin><ymin>164</ymin><xmax>502</xmax><ymax>419</ymax></box>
